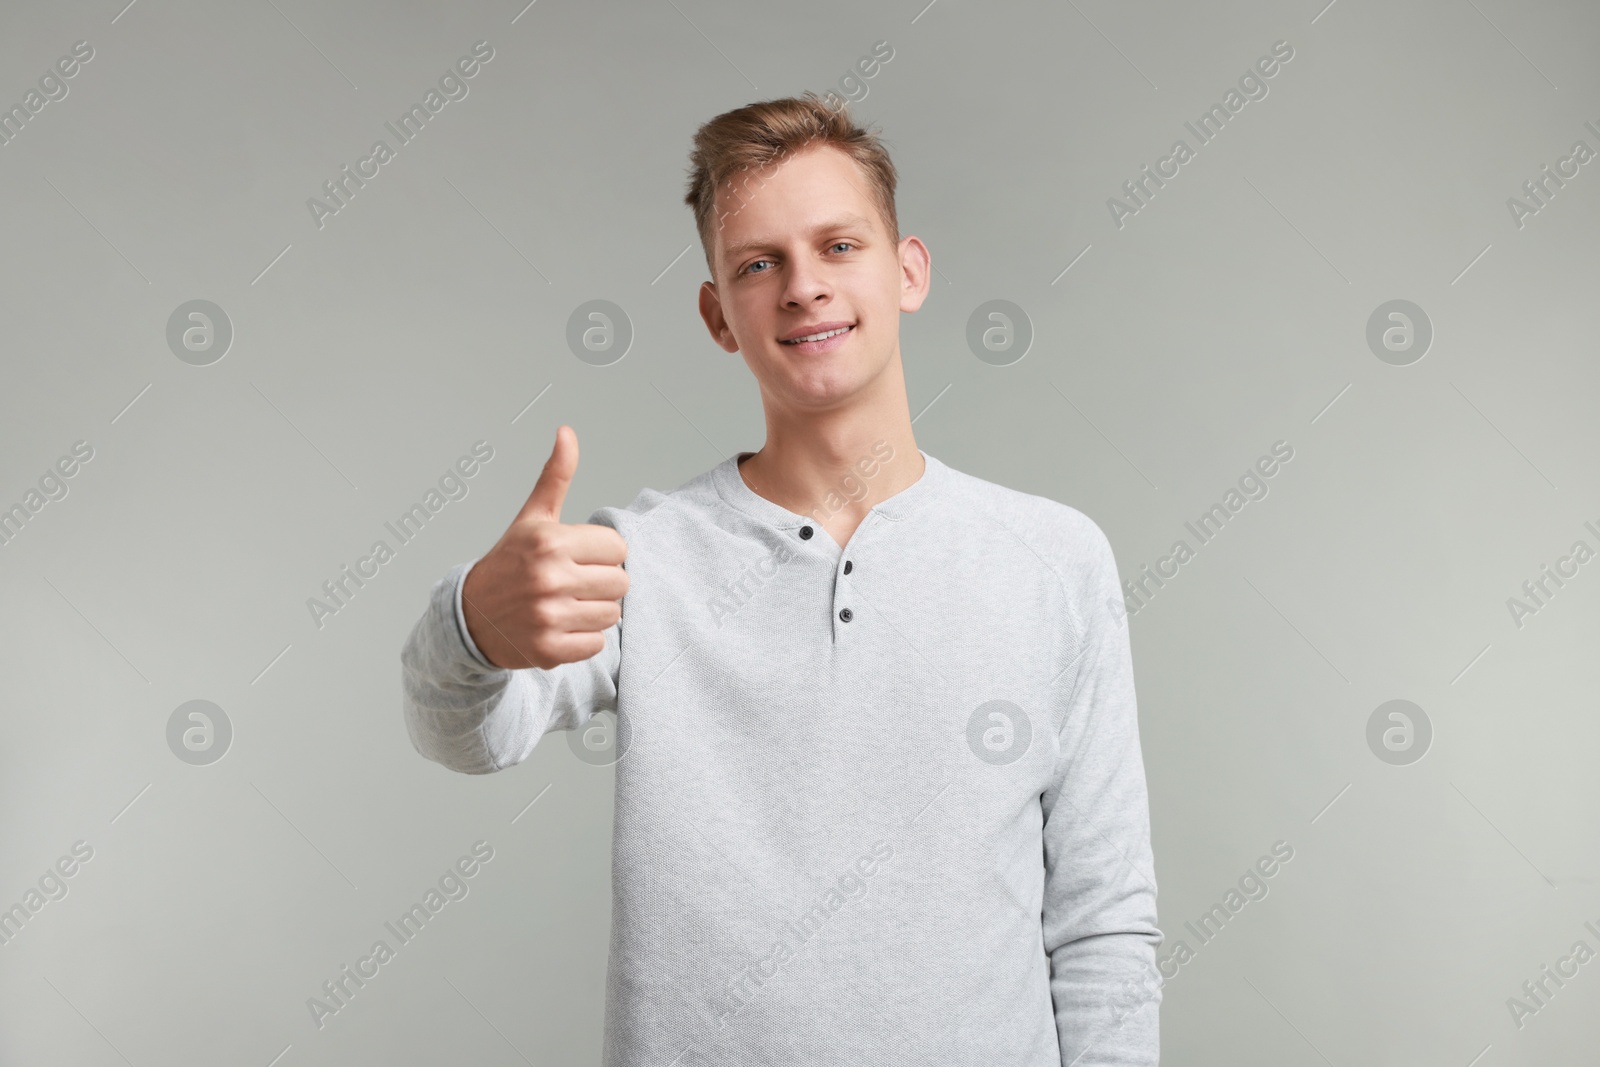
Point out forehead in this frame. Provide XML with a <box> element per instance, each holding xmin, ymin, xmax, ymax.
<box><xmin>712</xmin><ymin>144</ymin><xmax>881</xmax><ymax>262</ymax></box>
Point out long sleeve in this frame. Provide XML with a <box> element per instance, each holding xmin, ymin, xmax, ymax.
<box><xmin>1041</xmin><ymin>519</ymin><xmax>1163</xmax><ymax>1066</ymax></box>
<box><xmin>401</xmin><ymin>545</ymin><xmax>622</xmax><ymax>775</ymax></box>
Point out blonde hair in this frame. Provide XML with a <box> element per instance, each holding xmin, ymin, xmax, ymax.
<box><xmin>683</xmin><ymin>92</ymin><xmax>899</xmax><ymax>278</ymax></box>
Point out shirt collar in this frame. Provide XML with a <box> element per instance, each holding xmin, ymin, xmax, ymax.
<box><xmin>711</xmin><ymin>448</ymin><xmax>949</xmax><ymax>530</ymax></box>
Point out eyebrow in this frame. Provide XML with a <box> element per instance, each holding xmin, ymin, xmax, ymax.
<box><xmin>720</xmin><ymin>213</ymin><xmax>876</xmax><ymax>264</ymax></box>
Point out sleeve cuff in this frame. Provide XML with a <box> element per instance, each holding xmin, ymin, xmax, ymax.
<box><xmin>452</xmin><ymin>557</ymin><xmax>495</xmax><ymax>669</ymax></box>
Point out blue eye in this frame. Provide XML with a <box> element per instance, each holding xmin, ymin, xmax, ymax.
<box><xmin>741</xmin><ymin>243</ymin><xmax>855</xmax><ymax>276</ymax></box>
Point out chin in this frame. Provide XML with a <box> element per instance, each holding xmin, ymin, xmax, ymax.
<box><xmin>777</xmin><ymin>368</ymin><xmax>866</xmax><ymax>406</ymax></box>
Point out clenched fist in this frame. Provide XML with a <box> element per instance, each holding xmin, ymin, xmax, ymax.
<box><xmin>461</xmin><ymin>425</ymin><xmax>629</xmax><ymax>670</ymax></box>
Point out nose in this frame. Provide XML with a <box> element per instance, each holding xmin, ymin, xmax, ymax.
<box><xmin>781</xmin><ymin>252</ymin><xmax>831</xmax><ymax>308</ymax></box>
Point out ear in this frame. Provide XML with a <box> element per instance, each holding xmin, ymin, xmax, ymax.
<box><xmin>897</xmin><ymin>235</ymin><xmax>932</xmax><ymax>314</ymax></box>
<box><xmin>698</xmin><ymin>280</ymin><xmax>740</xmax><ymax>353</ymax></box>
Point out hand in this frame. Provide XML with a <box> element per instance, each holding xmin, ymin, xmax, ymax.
<box><xmin>461</xmin><ymin>425</ymin><xmax>628</xmax><ymax>670</ymax></box>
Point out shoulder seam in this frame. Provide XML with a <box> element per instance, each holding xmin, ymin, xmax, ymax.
<box><xmin>976</xmin><ymin>507</ymin><xmax>1090</xmax><ymax>707</ymax></box>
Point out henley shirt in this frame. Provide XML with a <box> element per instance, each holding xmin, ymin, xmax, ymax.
<box><xmin>401</xmin><ymin>448</ymin><xmax>1163</xmax><ymax>1066</ymax></box>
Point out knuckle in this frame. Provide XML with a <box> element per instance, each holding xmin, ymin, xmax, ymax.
<box><xmin>523</xmin><ymin>519</ymin><xmax>563</xmax><ymax>554</ymax></box>
<box><xmin>528</xmin><ymin>597</ymin><xmax>561</xmax><ymax>631</ymax></box>
<box><xmin>527</xmin><ymin>558</ymin><xmax>566</xmax><ymax>596</ymax></box>
<box><xmin>526</xmin><ymin>635</ymin><xmax>559</xmax><ymax>668</ymax></box>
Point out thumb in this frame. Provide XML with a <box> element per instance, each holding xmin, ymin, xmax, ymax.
<box><xmin>516</xmin><ymin>425</ymin><xmax>578</xmax><ymax>524</ymax></box>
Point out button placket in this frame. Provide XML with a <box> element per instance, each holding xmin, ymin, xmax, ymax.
<box><xmin>832</xmin><ymin>528</ymin><xmax>864</xmax><ymax>641</ymax></box>
<box><xmin>815</xmin><ymin>514</ymin><xmax>876</xmax><ymax>642</ymax></box>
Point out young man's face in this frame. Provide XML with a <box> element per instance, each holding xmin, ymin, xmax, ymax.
<box><xmin>697</xmin><ymin>143</ymin><xmax>930</xmax><ymax>413</ymax></box>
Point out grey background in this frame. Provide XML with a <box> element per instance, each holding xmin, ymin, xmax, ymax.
<box><xmin>2</xmin><ymin>0</ymin><xmax>1596</xmax><ymax>1063</ymax></box>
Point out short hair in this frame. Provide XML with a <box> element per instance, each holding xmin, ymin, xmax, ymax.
<box><xmin>683</xmin><ymin>92</ymin><xmax>900</xmax><ymax>279</ymax></box>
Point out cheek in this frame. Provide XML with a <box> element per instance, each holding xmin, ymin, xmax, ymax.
<box><xmin>867</xmin><ymin>259</ymin><xmax>902</xmax><ymax>303</ymax></box>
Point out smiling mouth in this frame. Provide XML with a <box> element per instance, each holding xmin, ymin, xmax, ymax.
<box><xmin>781</xmin><ymin>324</ymin><xmax>854</xmax><ymax>344</ymax></box>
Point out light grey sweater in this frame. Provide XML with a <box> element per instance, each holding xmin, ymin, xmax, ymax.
<box><xmin>401</xmin><ymin>448</ymin><xmax>1163</xmax><ymax>1065</ymax></box>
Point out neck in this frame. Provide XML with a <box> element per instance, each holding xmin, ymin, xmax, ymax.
<box><xmin>738</xmin><ymin>350</ymin><xmax>922</xmax><ymax>523</ymax></box>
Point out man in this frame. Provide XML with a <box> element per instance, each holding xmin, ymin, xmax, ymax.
<box><xmin>402</xmin><ymin>92</ymin><xmax>1162</xmax><ymax>1065</ymax></box>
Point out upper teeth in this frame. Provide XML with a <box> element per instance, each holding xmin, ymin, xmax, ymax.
<box><xmin>785</xmin><ymin>326</ymin><xmax>850</xmax><ymax>343</ymax></box>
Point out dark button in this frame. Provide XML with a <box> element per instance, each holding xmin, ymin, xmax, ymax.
<box><xmin>799</xmin><ymin>526</ymin><xmax>813</xmax><ymax>539</ymax></box>
<box><xmin>839</xmin><ymin>608</ymin><xmax>853</xmax><ymax>622</ymax></box>
<box><xmin>843</xmin><ymin>560</ymin><xmax>853</xmax><ymax>574</ymax></box>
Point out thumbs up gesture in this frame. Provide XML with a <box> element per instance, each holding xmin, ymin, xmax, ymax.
<box><xmin>461</xmin><ymin>426</ymin><xmax>629</xmax><ymax>670</ymax></box>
